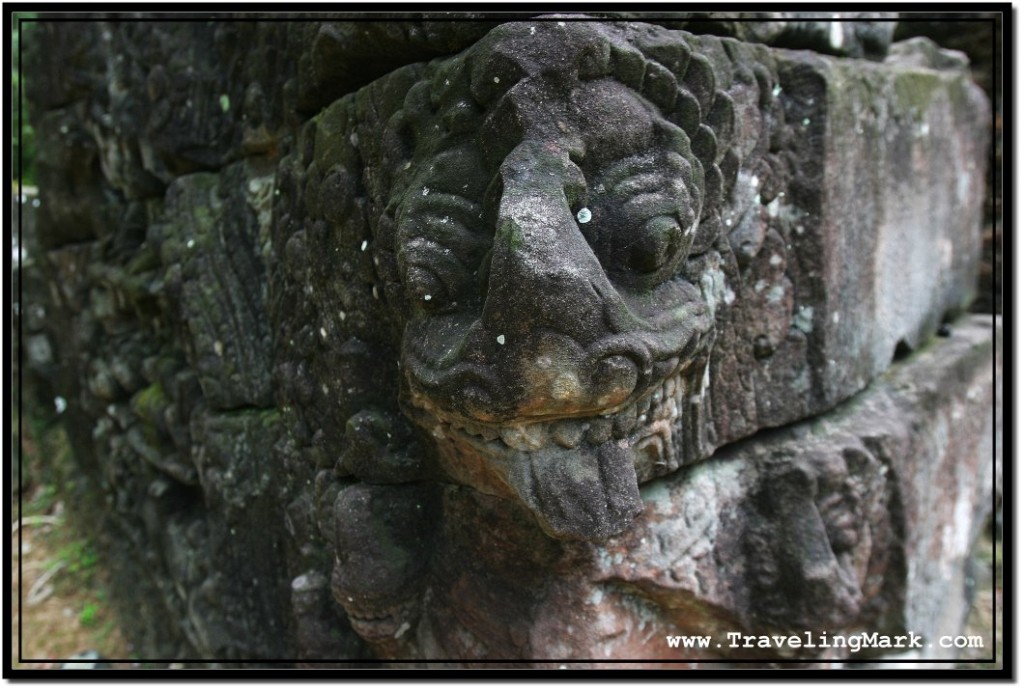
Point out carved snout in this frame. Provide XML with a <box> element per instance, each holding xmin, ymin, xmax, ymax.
<box><xmin>470</xmin><ymin>141</ymin><xmax>644</xmax><ymax>420</ymax></box>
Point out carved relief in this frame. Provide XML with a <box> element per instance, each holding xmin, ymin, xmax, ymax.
<box><xmin>376</xmin><ymin>22</ymin><xmax>755</xmax><ymax>541</ymax></box>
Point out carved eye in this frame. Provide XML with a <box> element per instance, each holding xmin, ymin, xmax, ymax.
<box><xmin>585</xmin><ymin>151</ymin><xmax>699</xmax><ymax>288</ymax></box>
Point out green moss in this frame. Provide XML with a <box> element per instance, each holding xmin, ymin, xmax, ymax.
<box><xmin>258</xmin><ymin>409</ymin><xmax>282</xmax><ymax>429</ymax></box>
<box><xmin>131</xmin><ymin>382</ymin><xmax>168</xmax><ymax>423</ymax></box>
<box><xmin>891</xmin><ymin>71</ymin><xmax>943</xmax><ymax>119</ymax></box>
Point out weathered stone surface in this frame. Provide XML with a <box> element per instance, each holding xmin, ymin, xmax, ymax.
<box><xmin>893</xmin><ymin>16</ymin><xmax>1003</xmax><ymax>316</ymax></box>
<box><xmin>288</xmin><ymin>14</ymin><xmax>899</xmax><ymax>114</ymax></box>
<box><xmin>281</xmin><ymin>21</ymin><xmax>988</xmax><ymax>541</ymax></box>
<box><xmin>156</xmin><ymin>162</ymin><xmax>276</xmax><ymax>410</ymax></box>
<box><xmin>22</xmin><ymin>16</ymin><xmax>995</xmax><ymax>666</ymax></box>
<box><xmin>410</xmin><ymin>315</ymin><xmax>998</xmax><ymax>664</ymax></box>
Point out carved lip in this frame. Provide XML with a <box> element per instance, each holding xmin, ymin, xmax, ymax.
<box><xmin>411</xmin><ymin>359</ymin><xmax>699</xmax><ymax>474</ymax></box>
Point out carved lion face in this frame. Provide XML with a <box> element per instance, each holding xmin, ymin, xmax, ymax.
<box><xmin>373</xmin><ymin>22</ymin><xmax>733</xmax><ymax>539</ymax></box>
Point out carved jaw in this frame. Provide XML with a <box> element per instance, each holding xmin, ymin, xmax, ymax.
<box><xmin>335</xmin><ymin>593</ymin><xmax>421</xmax><ymax>643</ymax></box>
<box><xmin>407</xmin><ymin>359</ymin><xmax>706</xmax><ymax>540</ymax></box>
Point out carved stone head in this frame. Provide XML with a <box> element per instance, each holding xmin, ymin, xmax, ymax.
<box><xmin>284</xmin><ymin>21</ymin><xmax>746</xmax><ymax>542</ymax></box>
<box><xmin>364</xmin><ymin>22</ymin><xmax>738</xmax><ymax>540</ymax></box>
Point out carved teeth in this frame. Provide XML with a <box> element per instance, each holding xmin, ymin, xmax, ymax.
<box><xmin>612</xmin><ymin>406</ymin><xmax>636</xmax><ymax>438</ymax></box>
<box><xmin>586</xmin><ymin>417</ymin><xmax>613</xmax><ymax>444</ymax></box>
<box><xmin>499</xmin><ymin>426</ymin><xmax>525</xmax><ymax>449</ymax></box>
<box><xmin>552</xmin><ymin>420</ymin><xmax>585</xmax><ymax>449</ymax></box>
<box><xmin>500</xmin><ymin>424</ymin><xmax>545</xmax><ymax>451</ymax></box>
<box><xmin>423</xmin><ymin>370</ymin><xmax>692</xmax><ymax>460</ymax></box>
<box><xmin>520</xmin><ymin>424</ymin><xmax>546</xmax><ymax>449</ymax></box>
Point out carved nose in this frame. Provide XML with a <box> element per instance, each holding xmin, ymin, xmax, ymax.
<box><xmin>483</xmin><ymin>140</ymin><xmax>608</xmax><ymax>344</ymax></box>
<box><xmin>475</xmin><ymin>141</ymin><xmax>642</xmax><ymax>417</ymax></box>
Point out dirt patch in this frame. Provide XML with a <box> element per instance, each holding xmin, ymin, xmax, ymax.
<box><xmin>12</xmin><ymin>490</ymin><xmax>134</xmax><ymax>669</ymax></box>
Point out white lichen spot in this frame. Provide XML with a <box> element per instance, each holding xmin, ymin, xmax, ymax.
<box><xmin>422</xmin><ymin>186</ymin><xmax>430</xmax><ymax>196</ymax></box>
<box><xmin>530</xmin><ymin>26</ymin><xmax>537</xmax><ymax>35</ymax></box>
<box><xmin>339</xmin><ymin>310</ymin><xmax>347</xmax><ymax>321</ymax></box>
<box><xmin>724</xmin><ymin>287</ymin><xmax>736</xmax><ymax>305</ymax></box>
<box><xmin>394</xmin><ymin>621</ymin><xmax>411</xmax><ymax>639</ymax></box>
<box><xmin>372</xmin><ymin>285</ymin><xmax>379</xmax><ymax>299</ymax></box>
<box><xmin>769</xmin><ymin>254</ymin><xmax>783</xmax><ymax>267</ymax></box>
<box><xmin>349</xmin><ymin>132</ymin><xmax>359</xmax><ymax>147</ymax></box>
<box><xmin>754</xmin><ymin>279</ymin><xmax>768</xmax><ymax>293</ymax></box>
<box><xmin>919</xmin><ymin>122</ymin><xmax>930</xmax><ymax>136</ymax></box>
<box><xmin>772</xmin><ymin>84</ymin><xmax>782</xmax><ymax>98</ymax></box>
<box><xmin>493</xmin><ymin>76</ymin><xmax>500</xmax><ymax>84</ymax></box>
<box><xmin>360</xmin><ymin>240</ymin><xmax>368</xmax><ymax>251</ymax></box>
<box><xmin>319</xmin><ymin>327</ymin><xmax>327</xmax><ymax>339</ymax></box>
<box><xmin>724</xmin><ymin>217</ymin><xmax>732</xmax><ymax>227</ymax></box>
<box><xmin>558</xmin><ymin>21</ymin><xmax>566</xmax><ymax>27</ymax></box>
<box><xmin>832</xmin><ymin>311</ymin><xmax>840</xmax><ymax>324</ymax></box>
<box><xmin>766</xmin><ymin>285</ymin><xmax>785</xmax><ymax>303</ymax></box>
<box><xmin>766</xmin><ymin>198</ymin><xmax>781</xmax><ymax>218</ymax></box>
<box><xmin>321</xmin><ymin>384</ymin><xmax>329</xmax><ymax>395</ymax></box>
<box><xmin>423</xmin><ymin>294</ymin><xmax>432</xmax><ymax>301</ymax></box>
<box><xmin>54</xmin><ymin>396</ymin><xmax>67</xmax><ymax>414</ymax></box>
<box><xmin>496</xmin><ymin>334</ymin><xmax>506</xmax><ymax>345</ymax></box>
<box><xmin>60</xmin><ymin>124</ymin><xmax>69</xmax><ymax>135</ymax></box>
<box><xmin>793</xmin><ymin>305</ymin><xmax>815</xmax><ymax>333</ymax></box>
<box><xmin>186</xmin><ymin>238</ymin><xmax>196</xmax><ymax>249</ymax></box>
<box><xmin>576</xmin><ymin>207</ymin><xmax>592</xmax><ymax>224</ymax></box>
<box><xmin>750</xmin><ymin>175</ymin><xmax>759</xmax><ymax>188</ymax></box>
<box><xmin>802</xmin><ymin>118</ymin><xmax>811</xmax><ymax>127</ymax></box>
<box><xmin>214</xmin><ymin>340</ymin><xmax>224</xmax><ymax>357</ymax></box>
<box><xmin>442</xmin><ymin>216</ymin><xmax>450</xmax><ymax>224</ymax></box>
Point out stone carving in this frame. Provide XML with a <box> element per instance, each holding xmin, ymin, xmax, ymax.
<box><xmin>25</xmin><ymin>15</ymin><xmax>994</xmax><ymax>664</ymax></box>
<box><xmin>286</xmin><ymin>21</ymin><xmax>765</xmax><ymax>543</ymax></box>
<box><xmin>390</xmin><ymin>21</ymin><xmax>741</xmax><ymax>540</ymax></box>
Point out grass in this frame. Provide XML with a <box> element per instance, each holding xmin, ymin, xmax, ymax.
<box><xmin>12</xmin><ymin>409</ymin><xmax>135</xmax><ymax>669</ymax></box>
